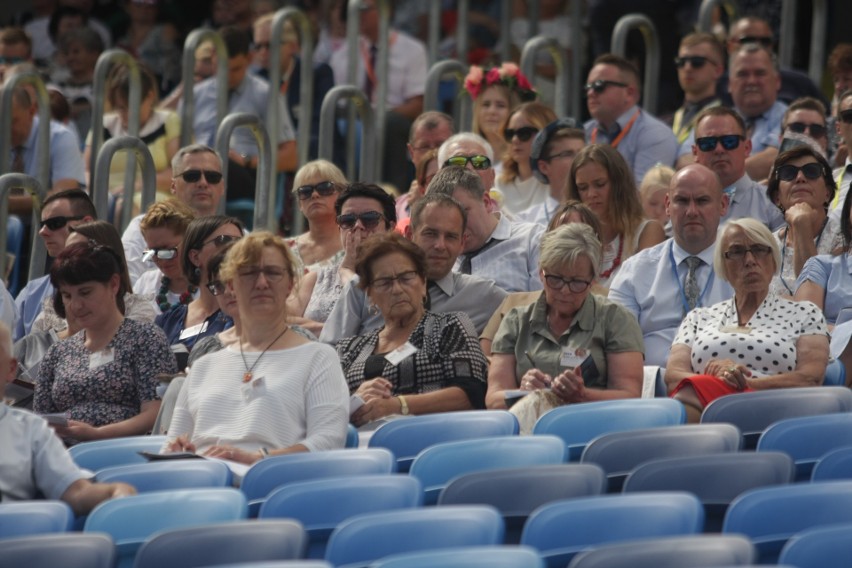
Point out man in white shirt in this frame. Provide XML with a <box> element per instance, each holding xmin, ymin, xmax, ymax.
<box><xmin>609</xmin><ymin>164</ymin><xmax>734</xmax><ymax>368</ymax></box>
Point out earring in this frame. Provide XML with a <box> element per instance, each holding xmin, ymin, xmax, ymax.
<box><xmin>369</xmin><ymin>303</ymin><xmax>379</xmax><ymax>315</ymax></box>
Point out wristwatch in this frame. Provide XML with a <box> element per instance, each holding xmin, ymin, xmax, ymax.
<box><xmin>398</xmin><ymin>395</ymin><xmax>410</xmax><ymax>415</ymax></box>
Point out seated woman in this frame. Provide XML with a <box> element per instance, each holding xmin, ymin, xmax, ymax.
<box><xmin>337</xmin><ymin>232</ymin><xmax>489</xmax><ymax>427</ymax></box>
<box><xmin>667</xmin><ymin>218</ymin><xmax>830</xmax><ymax>423</ymax></box>
<box><xmin>486</xmin><ymin>223</ymin><xmax>644</xmax><ymax>432</ymax></box>
<box><xmin>34</xmin><ymin>242</ymin><xmax>177</xmax><ymax>443</ymax></box>
<box><xmin>766</xmin><ymin>146</ymin><xmax>842</xmax><ymax>296</ymax></box>
<box><xmin>164</xmin><ymin>232</ymin><xmax>349</xmax><ymax>463</ymax></box>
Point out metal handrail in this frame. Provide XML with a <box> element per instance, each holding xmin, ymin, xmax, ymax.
<box><xmin>697</xmin><ymin>0</ymin><xmax>740</xmax><ymax>33</ymax></box>
<box><xmin>428</xmin><ymin>1</ymin><xmax>441</xmax><ymax>65</ymax></box>
<box><xmin>424</xmin><ymin>60</ymin><xmax>472</xmax><ymax>133</ymax></box>
<box><xmin>179</xmin><ymin>29</ymin><xmax>229</xmax><ymax>148</ymax></box>
<box><xmin>520</xmin><ymin>35</ymin><xmax>569</xmax><ymax>118</ymax></box>
<box><xmin>92</xmin><ymin>136</ymin><xmax>157</xmax><ymax>233</ymax></box>
<box><xmin>779</xmin><ymin>0</ymin><xmax>827</xmax><ymax>83</ymax></box>
<box><xmin>610</xmin><ymin>13</ymin><xmax>660</xmax><ymax>116</ymax></box>
<box><xmin>318</xmin><ymin>86</ymin><xmax>376</xmax><ymax>183</ymax></box>
<box><xmin>0</xmin><ymin>72</ymin><xmax>50</xmax><ymax>191</ymax></box>
<box><xmin>456</xmin><ymin>0</ymin><xmax>469</xmax><ymax>66</ymax></box>
<box><xmin>0</xmin><ymin>174</ymin><xmax>47</xmax><ymax>282</ymax></box>
<box><xmin>569</xmin><ymin>0</ymin><xmax>582</xmax><ymax>118</ymax></box>
<box><xmin>214</xmin><ymin>113</ymin><xmax>274</xmax><ymax>230</ymax></box>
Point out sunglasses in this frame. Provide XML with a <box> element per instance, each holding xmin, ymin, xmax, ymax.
<box><xmin>736</xmin><ymin>36</ymin><xmax>773</xmax><ymax>47</ymax></box>
<box><xmin>206</xmin><ymin>280</ymin><xmax>226</xmax><ymax>296</ymax></box>
<box><xmin>296</xmin><ymin>181</ymin><xmax>337</xmax><ymax>200</ymax></box>
<box><xmin>175</xmin><ymin>169</ymin><xmax>223</xmax><ymax>184</ymax></box>
<box><xmin>775</xmin><ymin>162</ymin><xmax>823</xmax><ymax>182</ymax></box>
<box><xmin>695</xmin><ymin>135</ymin><xmax>744</xmax><ymax>152</ymax></box>
<box><xmin>142</xmin><ymin>247</ymin><xmax>179</xmax><ymax>262</ymax></box>
<box><xmin>674</xmin><ymin>55</ymin><xmax>712</xmax><ymax>69</ymax></box>
<box><xmin>336</xmin><ymin>211</ymin><xmax>385</xmax><ymax>230</ymax></box>
<box><xmin>840</xmin><ymin>109</ymin><xmax>852</xmax><ymax>124</ymax></box>
<box><xmin>583</xmin><ymin>79</ymin><xmax>628</xmax><ymax>94</ymax></box>
<box><xmin>202</xmin><ymin>234</ymin><xmax>241</xmax><ymax>248</ymax></box>
<box><xmin>443</xmin><ymin>154</ymin><xmax>492</xmax><ymax>170</ymax></box>
<box><xmin>504</xmin><ymin>126</ymin><xmax>539</xmax><ymax>142</ymax></box>
<box><xmin>787</xmin><ymin>122</ymin><xmax>827</xmax><ymax>138</ymax></box>
<box><xmin>40</xmin><ymin>215</ymin><xmax>84</xmax><ymax>231</ymax></box>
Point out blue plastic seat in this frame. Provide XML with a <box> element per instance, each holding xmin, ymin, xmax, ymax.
<box><xmin>824</xmin><ymin>358</ymin><xmax>846</xmax><ymax>386</ymax></box>
<box><xmin>811</xmin><ymin>445</ymin><xmax>852</xmax><ymax>480</ymax></box>
<box><xmin>368</xmin><ymin>410</ymin><xmax>518</xmax><ymax>472</ymax></box>
<box><xmin>409</xmin><ymin>435</ymin><xmax>566</xmax><ymax>505</ymax></box>
<box><xmin>212</xmin><ymin>563</ymin><xmax>332</xmax><ymax>568</ymax></box>
<box><xmin>778</xmin><ymin>522</ymin><xmax>852</xmax><ymax>568</ymax></box>
<box><xmin>520</xmin><ymin>492</ymin><xmax>704</xmax><ymax>568</ymax></box>
<box><xmin>580</xmin><ymin>424</ymin><xmax>742</xmax><ymax>492</ymax></box>
<box><xmin>345</xmin><ymin>423</ymin><xmax>359</xmax><ymax>448</ymax></box>
<box><xmin>241</xmin><ymin>448</ymin><xmax>395</xmax><ymax>516</ymax></box>
<box><xmin>0</xmin><ymin>500</ymin><xmax>74</xmax><ymax>539</ymax></box>
<box><xmin>371</xmin><ymin>545</ymin><xmax>544</xmax><ymax>568</ymax></box>
<box><xmin>756</xmin><ymin>412</ymin><xmax>852</xmax><ymax>481</ymax></box>
<box><xmin>0</xmin><ymin>533</ymin><xmax>115</xmax><ymax>568</ymax></box>
<box><xmin>532</xmin><ymin>399</ymin><xmax>686</xmax><ymax>461</ymax></box>
<box><xmin>565</xmin><ymin>534</ymin><xmax>755</xmax><ymax>568</ymax></box>
<box><xmin>5</xmin><ymin>214</ymin><xmax>24</xmax><ymax>296</ymax></box>
<box><xmin>324</xmin><ymin>505</ymin><xmax>504</xmax><ymax>568</ymax></box>
<box><xmin>258</xmin><ymin>475</ymin><xmax>422</xmax><ymax>558</ymax></box>
<box><xmin>622</xmin><ymin>452</ymin><xmax>794</xmax><ymax>532</ymax></box>
<box><xmin>722</xmin><ymin>479</ymin><xmax>852</xmax><ymax>563</ymax></box>
<box><xmin>133</xmin><ymin>519</ymin><xmax>307</xmax><ymax>568</ymax></box>
<box><xmin>437</xmin><ymin>464</ymin><xmax>606</xmax><ymax>544</ymax></box>
<box><xmin>83</xmin><ymin>487</ymin><xmax>247</xmax><ymax>568</ymax></box>
<box><xmin>700</xmin><ymin>386</ymin><xmax>852</xmax><ymax>449</ymax></box>
<box><xmin>95</xmin><ymin>459</ymin><xmax>233</xmax><ymax>492</ymax></box>
<box><xmin>69</xmin><ymin>435</ymin><xmax>169</xmax><ymax>471</ymax></box>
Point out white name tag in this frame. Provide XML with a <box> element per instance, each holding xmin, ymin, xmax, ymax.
<box><xmin>240</xmin><ymin>375</ymin><xmax>266</xmax><ymax>403</ymax></box>
<box><xmin>89</xmin><ymin>348</ymin><xmax>115</xmax><ymax>369</ymax></box>
<box><xmin>385</xmin><ymin>342</ymin><xmax>418</xmax><ymax>366</ymax></box>
<box><xmin>179</xmin><ymin>321</ymin><xmax>209</xmax><ymax>341</ymax></box>
<box><xmin>719</xmin><ymin>325</ymin><xmax>752</xmax><ymax>334</ymax></box>
<box><xmin>560</xmin><ymin>346</ymin><xmax>588</xmax><ymax>369</ymax></box>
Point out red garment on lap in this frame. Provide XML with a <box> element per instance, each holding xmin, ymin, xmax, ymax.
<box><xmin>671</xmin><ymin>374</ymin><xmax>754</xmax><ymax>406</ymax></box>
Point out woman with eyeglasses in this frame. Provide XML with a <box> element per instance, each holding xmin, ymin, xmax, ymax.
<box><xmin>494</xmin><ymin>102</ymin><xmax>557</xmax><ymax>215</ymax></box>
<box><xmin>667</xmin><ymin>218</ymin><xmax>829</xmax><ymax>422</ymax></box>
<box><xmin>288</xmin><ymin>183</ymin><xmax>397</xmax><ymax>336</ymax></box>
<box><xmin>155</xmin><ymin>216</ymin><xmax>244</xmax><ymax>364</ymax></box>
<box><xmin>766</xmin><ymin>146</ymin><xmax>843</xmax><ymax>296</ymax></box>
<box><xmin>287</xmin><ymin>160</ymin><xmax>347</xmax><ymax>273</ymax></box>
<box><xmin>337</xmin><ymin>232</ymin><xmax>488</xmax><ymax>427</ymax></box>
<box><xmin>34</xmin><ymin>242</ymin><xmax>176</xmax><ymax>444</ymax></box>
<box><xmin>164</xmin><ymin>232</ymin><xmax>349</xmax><ymax>463</ymax></box>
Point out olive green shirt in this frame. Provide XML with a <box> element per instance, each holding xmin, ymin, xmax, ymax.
<box><xmin>492</xmin><ymin>292</ymin><xmax>644</xmax><ymax>389</ymax></box>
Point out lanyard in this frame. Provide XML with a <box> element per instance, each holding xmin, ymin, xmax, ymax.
<box><xmin>668</xmin><ymin>241</ymin><xmax>714</xmax><ymax>314</ymax></box>
<box><xmin>830</xmin><ymin>167</ymin><xmax>849</xmax><ymax>210</ymax></box>
<box><xmin>591</xmin><ymin>109</ymin><xmax>640</xmax><ymax>148</ymax></box>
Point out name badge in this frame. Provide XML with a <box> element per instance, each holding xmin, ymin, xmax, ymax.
<box><xmin>385</xmin><ymin>342</ymin><xmax>418</xmax><ymax>366</ymax></box>
<box><xmin>719</xmin><ymin>325</ymin><xmax>752</xmax><ymax>334</ymax></box>
<box><xmin>89</xmin><ymin>348</ymin><xmax>115</xmax><ymax>369</ymax></box>
<box><xmin>560</xmin><ymin>346</ymin><xmax>588</xmax><ymax>369</ymax></box>
<box><xmin>179</xmin><ymin>321</ymin><xmax>209</xmax><ymax>341</ymax></box>
<box><xmin>240</xmin><ymin>375</ymin><xmax>266</xmax><ymax>403</ymax></box>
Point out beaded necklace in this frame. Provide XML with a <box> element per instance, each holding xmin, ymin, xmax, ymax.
<box><xmin>157</xmin><ymin>276</ymin><xmax>196</xmax><ymax>312</ymax></box>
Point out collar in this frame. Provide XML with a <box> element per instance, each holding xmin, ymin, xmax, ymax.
<box><xmin>489</xmin><ymin>212</ymin><xmax>512</xmax><ymax>241</ymax></box>
<box><xmin>615</xmin><ymin>105</ymin><xmax>641</xmax><ymax>128</ymax></box>
<box><xmin>725</xmin><ymin>174</ymin><xmax>754</xmax><ymax>202</ymax></box>
<box><xmin>672</xmin><ymin>239</ymin><xmax>715</xmax><ymax>267</ymax></box>
<box><xmin>430</xmin><ymin>272</ymin><xmax>456</xmax><ymax>296</ymax></box>
<box><xmin>528</xmin><ymin>288</ymin><xmax>596</xmax><ymax>339</ymax></box>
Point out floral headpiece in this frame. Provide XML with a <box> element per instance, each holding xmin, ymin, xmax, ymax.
<box><xmin>464</xmin><ymin>63</ymin><xmax>537</xmax><ymax>102</ymax></box>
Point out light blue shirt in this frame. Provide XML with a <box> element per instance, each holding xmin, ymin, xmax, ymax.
<box><xmin>742</xmin><ymin>100</ymin><xmax>787</xmax><ymax>154</ymax></box>
<box><xmin>0</xmin><ymin>279</ymin><xmax>17</xmax><ymax>332</ymax></box>
<box><xmin>515</xmin><ymin>195</ymin><xmax>560</xmax><ymax>227</ymax></box>
<box><xmin>608</xmin><ymin>239</ymin><xmax>734</xmax><ymax>367</ymax></box>
<box><xmin>15</xmin><ymin>116</ymin><xmax>86</xmax><ymax>187</ymax></box>
<box><xmin>584</xmin><ymin>105</ymin><xmax>678</xmax><ymax>185</ymax></box>
<box><xmin>796</xmin><ymin>253</ymin><xmax>852</xmax><ymax>325</ymax></box>
<box><xmin>723</xmin><ymin>174</ymin><xmax>785</xmax><ymax>231</ymax></box>
<box><xmin>13</xmin><ymin>275</ymin><xmax>53</xmax><ymax>341</ymax></box>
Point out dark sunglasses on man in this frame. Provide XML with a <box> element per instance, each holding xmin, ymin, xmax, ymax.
<box><xmin>296</xmin><ymin>181</ymin><xmax>337</xmax><ymax>201</ymax></box>
<box><xmin>336</xmin><ymin>211</ymin><xmax>385</xmax><ymax>230</ymax></box>
<box><xmin>674</xmin><ymin>56</ymin><xmax>713</xmax><ymax>69</ymax></box>
<box><xmin>736</xmin><ymin>36</ymin><xmax>773</xmax><ymax>47</ymax></box>
<box><xmin>443</xmin><ymin>155</ymin><xmax>492</xmax><ymax>170</ymax></box>
<box><xmin>40</xmin><ymin>215</ymin><xmax>84</xmax><ymax>231</ymax></box>
<box><xmin>175</xmin><ymin>169</ymin><xmax>223</xmax><ymax>184</ymax></box>
<box><xmin>583</xmin><ymin>79</ymin><xmax>628</xmax><ymax>95</ymax></box>
<box><xmin>786</xmin><ymin>122</ymin><xmax>827</xmax><ymax>138</ymax></box>
<box><xmin>695</xmin><ymin>135</ymin><xmax>744</xmax><ymax>152</ymax></box>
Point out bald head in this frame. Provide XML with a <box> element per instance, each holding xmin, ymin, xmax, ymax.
<box><xmin>666</xmin><ymin>164</ymin><xmax>729</xmax><ymax>254</ymax></box>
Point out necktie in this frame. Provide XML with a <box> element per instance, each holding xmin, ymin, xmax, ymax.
<box><xmin>459</xmin><ymin>238</ymin><xmax>502</xmax><ymax>274</ymax></box>
<box><xmin>684</xmin><ymin>256</ymin><xmax>702</xmax><ymax>311</ymax></box>
<box><xmin>11</xmin><ymin>145</ymin><xmax>24</xmax><ymax>173</ymax></box>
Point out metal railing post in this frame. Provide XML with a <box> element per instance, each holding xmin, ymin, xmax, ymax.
<box><xmin>456</xmin><ymin>0</ymin><xmax>469</xmax><ymax>64</ymax></box>
<box><xmin>428</xmin><ymin>1</ymin><xmax>441</xmax><ymax>65</ymax></box>
<box><xmin>611</xmin><ymin>14</ymin><xmax>660</xmax><ymax>116</ymax></box>
<box><xmin>424</xmin><ymin>60</ymin><xmax>472</xmax><ymax>134</ymax></box>
<box><xmin>778</xmin><ymin>0</ymin><xmax>796</xmax><ymax>71</ymax></box>
<box><xmin>697</xmin><ymin>0</ymin><xmax>740</xmax><ymax>33</ymax></box>
<box><xmin>0</xmin><ymin>174</ymin><xmax>47</xmax><ymax>281</ymax></box>
<box><xmin>92</xmin><ymin>136</ymin><xmax>157</xmax><ymax>232</ymax></box>
<box><xmin>570</xmin><ymin>0</ymin><xmax>582</xmax><ymax>118</ymax></box>
<box><xmin>499</xmin><ymin>0</ymin><xmax>511</xmax><ymax>62</ymax></box>
<box><xmin>318</xmin><ymin>86</ymin><xmax>376</xmax><ymax>183</ymax></box>
<box><xmin>214</xmin><ymin>113</ymin><xmax>274</xmax><ymax>230</ymax></box>
<box><xmin>374</xmin><ymin>0</ymin><xmax>391</xmax><ymax>183</ymax></box>
<box><xmin>344</xmin><ymin>0</ymin><xmax>362</xmax><ymax>179</ymax></box>
<box><xmin>0</xmin><ymin>72</ymin><xmax>51</xmax><ymax>191</ymax></box>
<box><xmin>779</xmin><ymin>0</ymin><xmax>828</xmax><ymax>83</ymax></box>
<box><xmin>520</xmin><ymin>36</ymin><xmax>569</xmax><ymax>118</ymax></box>
<box><xmin>179</xmin><ymin>29</ymin><xmax>229</xmax><ymax>148</ymax></box>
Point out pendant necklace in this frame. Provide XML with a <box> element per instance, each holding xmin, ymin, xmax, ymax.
<box><xmin>239</xmin><ymin>326</ymin><xmax>290</xmax><ymax>383</ymax></box>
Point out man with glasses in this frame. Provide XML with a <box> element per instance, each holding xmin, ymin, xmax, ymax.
<box><xmin>583</xmin><ymin>54</ymin><xmax>677</xmax><ymax>184</ymax></box>
<box><xmin>829</xmin><ymin>90</ymin><xmax>852</xmax><ymax>222</ymax></box>
<box><xmin>691</xmin><ymin>106</ymin><xmax>784</xmax><ymax>231</ymax></box>
<box><xmin>13</xmin><ymin>189</ymin><xmax>97</xmax><ymax>340</ymax></box>
<box><xmin>610</xmin><ymin>164</ymin><xmax>734</xmax><ymax>367</ymax></box>
<box><xmin>397</xmin><ymin>111</ymin><xmax>455</xmax><ymax>223</ymax></box>
<box><xmin>780</xmin><ymin>97</ymin><xmax>829</xmax><ymax>155</ymax></box>
<box><xmin>437</xmin><ymin>133</ymin><xmax>497</xmax><ymax>193</ymax></box>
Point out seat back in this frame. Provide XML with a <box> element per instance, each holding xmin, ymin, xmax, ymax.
<box><xmin>811</xmin><ymin>445</ymin><xmax>852</xmax><ymax>481</ymax></box>
<box><xmin>324</xmin><ymin>505</ymin><xmax>504</xmax><ymax>568</ymax></box>
<box><xmin>133</xmin><ymin>519</ymin><xmax>307</xmax><ymax>568</ymax></box>
<box><xmin>823</xmin><ymin>358</ymin><xmax>846</xmax><ymax>386</ymax></box>
<box><xmin>722</xmin><ymin>480</ymin><xmax>852</xmax><ymax>563</ymax></box>
<box><xmin>68</xmin><ymin>435</ymin><xmax>169</xmax><ymax>471</ymax></box>
<box><xmin>580</xmin><ymin>424</ymin><xmax>742</xmax><ymax>491</ymax></box>
<box><xmin>437</xmin><ymin>464</ymin><xmax>606</xmax><ymax>544</ymax></box>
<box><xmin>0</xmin><ymin>500</ymin><xmax>74</xmax><ymax>539</ymax></box>
<box><xmin>756</xmin><ymin>413</ymin><xmax>852</xmax><ymax>480</ymax></box>
<box><xmin>778</xmin><ymin>522</ymin><xmax>852</xmax><ymax>568</ymax></box>
<box><xmin>345</xmin><ymin>424</ymin><xmax>359</xmax><ymax>448</ymax></box>
<box><xmin>95</xmin><ymin>460</ymin><xmax>233</xmax><ymax>492</ymax></box>
<box><xmin>520</xmin><ymin>492</ymin><xmax>704</xmax><ymax>568</ymax></box>
<box><xmin>370</xmin><ymin>545</ymin><xmax>544</xmax><ymax>568</ymax></box>
<box><xmin>409</xmin><ymin>436</ymin><xmax>566</xmax><ymax>505</ymax></box>
<box><xmin>5</xmin><ymin>214</ymin><xmax>24</xmax><ymax>295</ymax></box>
<box><xmin>623</xmin><ymin>452</ymin><xmax>794</xmax><ymax>532</ymax></box>
<box><xmin>701</xmin><ymin>386</ymin><xmax>852</xmax><ymax>448</ymax></box>
<box><xmin>258</xmin><ymin>475</ymin><xmax>422</xmax><ymax>558</ymax></box>
<box><xmin>0</xmin><ymin>533</ymin><xmax>115</xmax><ymax>568</ymax></box>
<box><xmin>368</xmin><ymin>411</ymin><xmax>518</xmax><ymax>472</ymax></box>
<box><xmin>565</xmin><ymin>534</ymin><xmax>755</xmax><ymax>568</ymax></box>
<box><xmin>532</xmin><ymin>399</ymin><xmax>686</xmax><ymax>461</ymax></box>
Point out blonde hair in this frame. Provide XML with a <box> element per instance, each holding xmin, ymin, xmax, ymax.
<box><xmin>471</xmin><ymin>84</ymin><xmax>519</xmax><ymax>139</ymax></box>
<box><xmin>293</xmin><ymin>159</ymin><xmax>348</xmax><ymax>192</ymax></box>
<box><xmin>540</xmin><ymin>223</ymin><xmax>602</xmax><ymax>279</ymax></box>
<box><xmin>219</xmin><ymin>231</ymin><xmax>298</xmax><ymax>285</ymax></box>
<box><xmin>713</xmin><ymin>218</ymin><xmax>781</xmax><ymax>281</ymax></box>
<box><xmin>639</xmin><ymin>164</ymin><xmax>675</xmax><ymax>202</ymax></box>
<box><xmin>140</xmin><ymin>199</ymin><xmax>196</xmax><ymax>236</ymax></box>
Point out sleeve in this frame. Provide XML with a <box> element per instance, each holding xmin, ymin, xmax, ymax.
<box><xmin>793</xmin><ymin>300</ymin><xmax>830</xmax><ymax>337</ymax></box>
<box><xmin>527</xmin><ymin>225</ymin><xmax>544</xmax><ymax>291</ymax></box>
<box><xmin>795</xmin><ymin>255</ymin><xmax>831</xmax><ymax>292</ymax></box>
<box><xmin>604</xmin><ymin>303</ymin><xmax>646</xmax><ymax>354</ymax></box>
<box><xmin>49</xmin><ymin>125</ymin><xmax>86</xmax><ymax>185</ymax></box>
<box><xmin>301</xmin><ymin>345</ymin><xmax>350</xmax><ymax>451</ymax></box>
<box><xmin>491</xmin><ymin>306</ymin><xmax>523</xmax><ymax>355</ymax></box>
<box><xmin>0</xmin><ymin>281</ymin><xmax>17</xmax><ymax>331</ymax></box>
<box><xmin>319</xmin><ymin>279</ymin><xmax>366</xmax><ymax>345</ymax></box>
<box><xmin>30</xmin><ymin>416</ymin><xmax>88</xmax><ymax>499</ymax></box>
<box><xmin>437</xmin><ymin>313</ymin><xmax>489</xmax><ymax>409</ymax></box>
<box><xmin>163</xmin><ymin>366</ymin><xmax>196</xmax><ymax>449</ymax></box>
<box><xmin>33</xmin><ymin>343</ymin><xmax>59</xmax><ymax>413</ymax></box>
<box><xmin>608</xmin><ymin>261</ymin><xmax>641</xmax><ymax>318</ymax></box>
<box><xmin>132</xmin><ymin>323</ymin><xmax>178</xmax><ymax>403</ymax></box>
<box><xmin>400</xmin><ymin>39</ymin><xmax>427</xmax><ymax>100</ymax></box>
<box><xmin>121</xmin><ymin>216</ymin><xmax>149</xmax><ymax>285</ymax></box>
<box><xmin>632</xmin><ymin>123</ymin><xmax>678</xmax><ymax>183</ymax></box>
<box><xmin>672</xmin><ymin>308</ymin><xmax>701</xmax><ymax>347</ymax></box>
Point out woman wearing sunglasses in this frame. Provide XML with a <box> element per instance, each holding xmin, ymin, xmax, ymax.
<box><xmin>766</xmin><ymin>146</ymin><xmax>842</xmax><ymax>296</ymax></box>
<box><xmin>494</xmin><ymin>102</ymin><xmax>557</xmax><ymax>216</ymax></box>
<box><xmin>288</xmin><ymin>183</ymin><xmax>396</xmax><ymax>336</ymax></box>
<box><xmin>155</xmin><ymin>216</ymin><xmax>244</xmax><ymax>364</ymax></box>
<box><xmin>287</xmin><ymin>160</ymin><xmax>347</xmax><ymax>273</ymax></box>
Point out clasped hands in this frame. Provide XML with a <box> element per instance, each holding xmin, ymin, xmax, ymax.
<box><xmin>350</xmin><ymin>378</ymin><xmax>400</xmax><ymax>427</ymax></box>
<box><xmin>705</xmin><ymin>358</ymin><xmax>752</xmax><ymax>391</ymax></box>
<box><xmin>165</xmin><ymin>435</ymin><xmax>264</xmax><ymax>465</ymax></box>
<box><xmin>520</xmin><ymin>368</ymin><xmax>586</xmax><ymax>403</ymax></box>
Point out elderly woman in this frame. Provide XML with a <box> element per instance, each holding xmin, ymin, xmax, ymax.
<box><xmin>766</xmin><ymin>146</ymin><xmax>842</xmax><ymax>296</ymax></box>
<box><xmin>485</xmin><ymin>223</ymin><xmax>644</xmax><ymax>431</ymax></box>
<box><xmin>34</xmin><ymin>242</ymin><xmax>176</xmax><ymax>443</ymax></box>
<box><xmin>337</xmin><ymin>232</ymin><xmax>489</xmax><ymax>427</ymax></box>
<box><xmin>165</xmin><ymin>232</ymin><xmax>349</xmax><ymax>463</ymax></box>
<box><xmin>667</xmin><ymin>218</ymin><xmax>830</xmax><ymax>422</ymax></box>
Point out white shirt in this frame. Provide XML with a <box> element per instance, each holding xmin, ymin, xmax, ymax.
<box><xmin>121</xmin><ymin>214</ymin><xmax>148</xmax><ymax>285</ymax></box>
<box><xmin>515</xmin><ymin>195</ymin><xmax>560</xmax><ymax>227</ymax></box>
<box><xmin>494</xmin><ymin>176</ymin><xmax>550</xmax><ymax>216</ymax></box>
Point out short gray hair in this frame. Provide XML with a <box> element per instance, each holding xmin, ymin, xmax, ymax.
<box><xmin>714</xmin><ymin>217</ymin><xmax>781</xmax><ymax>281</ymax></box>
<box><xmin>171</xmin><ymin>144</ymin><xmax>222</xmax><ymax>174</ymax></box>
<box><xmin>540</xmin><ymin>223</ymin><xmax>602</xmax><ymax>279</ymax></box>
<box><xmin>427</xmin><ymin>165</ymin><xmax>486</xmax><ymax>199</ymax></box>
<box><xmin>437</xmin><ymin>132</ymin><xmax>494</xmax><ymax>165</ymax></box>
